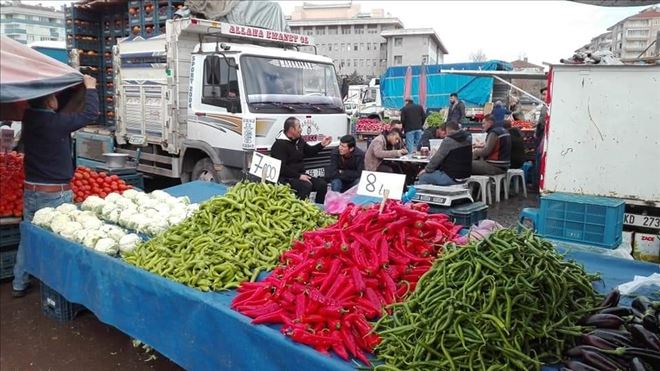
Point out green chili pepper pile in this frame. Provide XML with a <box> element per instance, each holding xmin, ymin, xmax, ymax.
<box><xmin>373</xmin><ymin>228</ymin><xmax>602</xmax><ymax>371</ymax></box>
<box><xmin>122</xmin><ymin>182</ymin><xmax>335</xmax><ymax>291</ymax></box>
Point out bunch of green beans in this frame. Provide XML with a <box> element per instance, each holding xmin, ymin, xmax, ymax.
<box><xmin>373</xmin><ymin>228</ymin><xmax>602</xmax><ymax>371</ymax></box>
<box><xmin>122</xmin><ymin>182</ymin><xmax>335</xmax><ymax>291</ymax></box>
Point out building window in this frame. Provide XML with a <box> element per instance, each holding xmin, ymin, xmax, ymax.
<box><xmin>367</xmin><ymin>25</ymin><xmax>377</xmax><ymax>34</ymax></box>
<box><xmin>340</xmin><ymin>43</ymin><xmax>345</xmax><ymax>51</ymax></box>
<box><xmin>355</xmin><ymin>26</ymin><xmax>364</xmax><ymax>34</ymax></box>
<box><xmin>341</xmin><ymin>60</ymin><xmax>345</xmax><ymax>68</ymax></box>
<box><xmin>347</xmin><ymin>59</ymin><xmax>351</xmax><ymax>67</ymax></box>
<box><xmin>359</xmin><ymin>59</ymin><xmax>364</xmax><ymax>67</ymax></box>
<box><xmin>366</xmin><ymin>43</ymin><xmax>370</xmax><ymax>51</ymax></box>
<box><xmin>394</xmin><ymin>55</ymin><xmax>403</xmax><ymax>65</ymax></box>
<box><xmin>328</xmin><ymin>43</ymin><xmax>332</xmax><ymax>51</ymax></box>
<box><xmin>347</xmin><ymin>44</ymin><xmax>351</xmax><ymax>51</ymax></box>
<box><xmin>374</xmin><ymin>42</ymin><xmax>379</xmax><ymax>51</ymax></box>
<box><xmin>342</xmin><ymin>26</ymin><xmax>351</xmax><ymax>35</ymax></box>
<box><xmin>304</xmin><ymin>27</ymin><xmax>314</xmax><ymax>36</ymax></box>
<box><xmin>354</xmin><ymin>43</ymin><xmax>358</xmax><ymax>51</ymax></box>
<box><xmin>626</xmin><ymin>29</ymin><xmax>649</xmax><ymax>37</ymax></box>
<box><xmin>354</xmin><ymin>59</ymin><xmax>358</xmax><ymax>67</ymax></box>
<box><xmin>328</xmin><ymin>26</ymin><xmax>338</xmax><ymax>35</ymax></box>
<box><xmin>317</xmin><ymin>27</ymin><xmax>325</xmax><ymax>35</ymax></box>
<box><xmin>334</xmin><ymin>43</ymin><xmax>338</xmax><ymax>51</ymax></box>
<box><xmin>373</xmin><ymin>60</ymin><xmax>377</xmax><ymax>67</ymax></box>
<box><xmin>394</xmin><ymin>38</ymin><xmax>403</xmax><ymax>47</ymax></box>
<box><xmin>422</xmin><ymin>55</ymin><xmax>428</xmax><ymax>64</ymax></box>
<box><xmin>359</xmin><ymin>43</ymin><xmax>364</xmax><ymax>51</ymax></box>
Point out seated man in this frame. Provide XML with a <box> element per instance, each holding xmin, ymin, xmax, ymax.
<box><xmin>472</xmin><ymin>114</ymin><xmax>511</xmax><ymax>175</ymax></box>
<box><xmin>364</xmin><ymin>128</ymin><xmax>407</xmax><ymax>172</ymax></box>
<box><xmin>271</xmin><ymin>117</ymin><xmax>332</xmax><ymax>203</ymax></box>
<box><xmin>417</xmin><ymin>124</ymin><xmax>446</xmax><ymax>151</ymax></box>
<box><xmin>504</xmin><ymin>120</ymin><xmax>525</xmax><ymax>169</ymax></box>
<box><xmin>418</xmin><ymin>121</ymin><xmax>472</xmax><ymax>186</ymax></box>
<box><xmin>386</xmin><ymin>120</ymin><xmax>404</xmax><ymax>150</ymax></box>
<box><xmin>326</xmin><ymin>135</ymin><xmax>364</xmax><ymax>192</ymax></box>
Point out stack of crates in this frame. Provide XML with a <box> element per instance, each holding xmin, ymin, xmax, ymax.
<box><xmin>40</xmin><ymin>282</ymin><xmax>86</xmax><ymax>322</ymax></box>
<box><xmin>0</xmin><ymin>222</ymin><xmax>21</xmax><ymax>280</ymax></box>
<box><xmin>127</xmin><ymin>0</ymin><xmax>185</xmax><ymax>39</ymax></box>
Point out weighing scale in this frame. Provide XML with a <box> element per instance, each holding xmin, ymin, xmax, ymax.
<box><xmin>411</xmin><ymin>184</ymin><xmax>474</xmax><ymax>207</ymax></box>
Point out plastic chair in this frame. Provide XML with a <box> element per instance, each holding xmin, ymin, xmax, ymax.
<box><xmin>507</xmin><ymin>168</ymin><xmax>527</xmax><ymax>198</ymax></box>
<box><xmin>489</xmin><ymin>173</ymin><xmax>508</xmax><ymax>202</ymax></box>
<box><xmin>518</xmin><ymin>207</ymin><xmax>539</xmax><ymax>232</ymax></box>
<box><xmin>466</xmin><ymin>176</ymin><xmax>492</xmax><ymax>204</ymax></box>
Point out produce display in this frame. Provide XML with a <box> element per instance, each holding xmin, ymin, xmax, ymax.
<box><xmin>563</xmin><ymin>291</ymin><xmax>660</xmax><ymax>370</ymax></box>
<box><xmin>71</xmin><ymin>166</ymin><xmax>133</xmax><ymax>203</ymax></box>
<box><xmin>0</xmin><ymin>151</ymin><xmax>24</xmax><ymax>217</ymax></box>
<box><xmin>122</xmin><ymin>182</ymin><xmax>335</xmax><ymax>291</ymax></box>
<box><xmin>511</xmin><ymin>120</ymin><xmax>535</xmax><ymax>130</ymax></box>
<box><xmin>355</xmin><ymin>118</ymin><xmax>384</xmax><ymax>133</ymax></box>
<box><xmin>32</xmin><ymin>203</ymin><xmax>141</xmax><ymax>255</ymax></box>
<box><xmin>373</xmin><ymin>229</ymin><xmax>602</xmax><ymax>370</ymax></box>
<box><xmin>81</xmin><ymin>189</ymin><xmax>198</xmax><ymax>236</ymax></box>
<box><xmin>232</xmin><ymin>201</ymin><xmax>462</xmax><ymax>365</ymax></box>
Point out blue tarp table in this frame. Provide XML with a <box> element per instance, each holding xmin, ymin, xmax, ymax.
<box><xmin>21</xmin><ymin>181</ymin><xmax>660</xmax><ymax>371</ymax></box>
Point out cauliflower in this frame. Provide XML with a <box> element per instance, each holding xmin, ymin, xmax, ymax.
<box><xmin>81</xmin><ymin>196</ymin><xmax>106</xmax><ymax>213</ymax></box>
<box><xmin>167</xmin><ymin>214</ymin><xmax>186</xmax><ymax>226</ymax></box>
<box><xmin>147</xmin><ymin>220</ymin><xmax>169</xmax><ymax>235</ymax></box>
<box><xmin>121</xmin><ymin>189</ymin><xmax>140</xmax><ymax>200</ymax></box>
<box><xmin>118</xmin><ymin>233</ymin><xmax>141</xmax><ymax>254</ymax></box>
<box><xmin>32</xmin><ymin>207</ymin><xmax>58</xmax><ymax>227</ymax></box>
<box><xmin>94</xmin><ymin>238</ymin><xmax>118</xmax><ymax>255</ymax></box>
<box><xmin>101</xmin><ymin>224</ymin><xmax>126</xmax><ymax>242</ymax></box>
<box><xmin>50</xmin><ymin>214</ymin><xmax>73</xmax><ymax>233</ymax></box>
<box><xmin>105</xmin><ymin>208</ymin><xmax>121</xmax><ymax>223</ymax></box>
<box><xmin>186</xmin><ymin>204</ymin><xmax>200</xmax><ymax>215</ymax></box>
<box><xmin>104</xmin><ymin>192</ymin><xmax>124</xmax><ymax>203</ymax></box>
<box><xmin>115</xmin><ymin>197</ymin><xmax>136</xmax><ymax>210</ymax></box>
<box><xmin>118</xmin><ymin>209</ymin><xmax>138</xmax><ymax>228</ymax></box>
<box><xmin>176</xmin><ymin>196</ymin><xmax>191</xmax><ymax>205</ymax></box>
<box><xmin>74</xmin><ymin>229</ymin><xmax>90</xmax><ymax>244</ymax></box>
<box><xmin>143</xmin><ymin>209</ymin><xmax>159</xmax><ymax>220</ymax></box>
<box><xmin>133</xmin><ymin>192</ymin><xmax>150</xmax><ymax>205</ymax></box>
<box><xmin>59</xmin><ymin>222</ymin><xmax>83</xmax><ymax>240</ymax></box>
<box><xmin>82</xmin><ymin>230</ymin><xmax>106</xmax><ymax>249</ymax></box>
<box><xmin>130</xmin><ymin>214</ymin><xmax>151</xmax><ymax>233</ymax></box>
<box><xmin>150</xmin><ymin>190</ymin><xmax>171</xmax><ymax>201</ymax></box>
<box><xmin>101</xmin><ymin>203</ymin><xmax>118</xmax><ymax>217</ymax></box>
<box><xmin>68</xmin><ymin>209</ymin><xmax>83</xmax><ymax>220</ymax></box>
<box><xmin>55</xmin><ymin>203</ymin><xmax>78</xmax><ymax>215</ymax></box>
<box><xmin>80</xmin><ymin>217</ymin><xmax>103</xmax><ymax>230</ymax></box>
<box><xmin>153</xmin><ymin>203</ymin><xmax>171</xmax><ymax>216</ymax></box>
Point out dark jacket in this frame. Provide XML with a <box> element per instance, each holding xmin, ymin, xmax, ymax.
<box><xmin>326</xmin><ymin>147</ymin><xmax>365</xmax><ymax>183</ymax></box>
<box><xmin>417</xmin><ymin>127</ymin><xmax>440</xmax><ymax>151</ymax></box>
<box><xmin>270</xmin><ymin>133</ymin><xmax>323</xmax><ymax>179</ymax></box>
<box><xmin>491</xmin><ymin>105</ymin><xmax>511</xmax><ymax>124</ymax></box>
<box><xmin>400</xmin><ymin>102</ymin><xmax>426</xmax><ymax>132</ymax></box>
<box><xmin>23</xmin><ymin>90</ymin><xmax>99</xmax><ymax>184</ymax></box>
<box><xmin>425</xmin><ymin>130</ymin><xmax>472</xmax><ymax>180</ymax></box>
<box><xmin>447</xmin><ymin>100</ymin><xmax>466</xmax><ymax>123</ymax></box>
<box><xmin>474</xmin><ymin>125</ymin><xmax>511</xmax><ymax>169</ymax></box>
<box><xmin>509</xmin><ymin>127</ymin><xmax>525</xmax><ymax>169</ymax></box>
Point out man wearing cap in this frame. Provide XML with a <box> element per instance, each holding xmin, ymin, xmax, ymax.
<box><xmin>399</xmin><ymin>97</ymin><xmax>426</xmax><ymax>153</ymax></box>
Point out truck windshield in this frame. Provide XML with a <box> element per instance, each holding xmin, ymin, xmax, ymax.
<box><xmin>241</xmin><ymin>55</ymin><xmax>344</xmax><ymax>113</ymax></box>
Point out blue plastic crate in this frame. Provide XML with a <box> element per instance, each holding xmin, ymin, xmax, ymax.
<box><xmin>449</xmin><ymin>202</ymin><xmax>488</xmax><ymax>227</ymax></box>
<box><xmin>1</xmin><ymin>249</ymin><xmax>17</xmax><ymax>280</ymax></box>
<box><xmin>538</xmin><ymin>193</ymin><xmax>624</xmax><ymax>248</ymax></box>
<box><xmin>0</xmin><ymin>224</ymin><xmax>20</xmax><ymax>248</ymax></box>
<box><xmin>120</xmin><ymin>173</ymin><xmax>144</xmax><ymax>190</ymax></box>
<box><xmin>40</xmin><ymin>283</ymin><xmax>85</xmax><ymax>322</ymax></box>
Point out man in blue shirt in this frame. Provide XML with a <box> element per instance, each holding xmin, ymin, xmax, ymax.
<box><xmin>12</xmin><ymin>75</ymin><xmax>99</xmax><ymax>298</ymax></box>
<box><xmin>491</xmin><ymin>100</ymin><xmax>511</xmax><ymax>126</ymax></box>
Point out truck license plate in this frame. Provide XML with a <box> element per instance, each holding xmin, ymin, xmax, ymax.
<box><xmin>624</xmin><ymin>213</ymin><xmax>660</xmax><ymax>229</ymax></box>
<box><xmin>128</xmin><ymin>134</ymin><xmax>146</xmax><ymax>145</ymax></box>
<box><xmin>306</xmin><ymin>168</ymin><xmax>325</xmax><ymax>178</ymax></box>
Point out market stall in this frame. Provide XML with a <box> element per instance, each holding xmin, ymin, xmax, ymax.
<box><xmin>20</xmin><ymin>180</ymin><xmax>660</xmax><ymax>370</ymax></box>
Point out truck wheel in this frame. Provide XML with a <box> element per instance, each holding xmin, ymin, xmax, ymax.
<box><xmin>191</xmin><ymin>158</ymin><xmax>219</xmax><ymax>183</ymax></box>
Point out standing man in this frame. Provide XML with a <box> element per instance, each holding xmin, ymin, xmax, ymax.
<box><xmin>491</xmin><ymin>101</ymin><xmax>511</xmax><ymax>126</ymax></box>
<box><xmin>418</xmin><ymin>121</ymin><xmax>472</xmax><ymax>186</ymax></box>
<box><xmin>447</xmin><ymin>92</ymin><xmax>466</xmax><ymax>124</ymax></box>
<box><xmin>271</xmin><ymin>117</ymin><xmax>332</xmax><ymax>203</ymax></box>
<box><xmin>472</xmin><ymin>114</ymin><xmax>511</xmax><ymax>175</ymax></box>
<box><xmin>13</xmin><ymin>75</ymin><xmax>99</xmax><ymax>298</ymax></box>
<box><xmin>326</xmin><ymin>135</ymin><xmax>364</xmax><ymax>193</ymax></box>
<box><xmin>399</xmin><ymin>97</ymin><xmax>426</xmax><ymax>153</ymax></box>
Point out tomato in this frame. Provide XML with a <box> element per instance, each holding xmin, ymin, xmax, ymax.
<box><xmin>74</xmin><ymin>172</ymin><xmax>83</xmax><ymax>179</ymax></box>
<box><xmin>99</xmin><ymin>172</ymin><xmax>107</xmax><ymax>177</ymax></box>
<box><xmin>99</xmin><ymin>192</ymin><xmax>107</xmax><ymax>198</ymax></box>
<box><xmin>110</xmin><ymin>175</ymin><xmax>119</xmax><ymax>181</ymax></box>
<box><xmin>103</xmin><ymin>187</ymin><xmax>111</xmax><ymax>193</ymax></box>
<box><xmin>83</xmin><ymin>173</ymin><xmax>90</xmax><ymax>179</ymax></box>
<box><xmin>104</xmin><ymin>177</ymin><xmax>112</xmax><ymax>184</ymax></box>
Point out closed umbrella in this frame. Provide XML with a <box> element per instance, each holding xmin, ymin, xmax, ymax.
<box><xmin>403</xmin><ymin>65</ymin><xmax>412</xmax><ymax>103</ymax></box>
<box><xmin>418</xmin><ymin>63</ymin><xmax>428</xmax><ymax>110</ymax></box>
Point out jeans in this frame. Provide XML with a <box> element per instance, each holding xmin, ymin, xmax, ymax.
<box><xmin>472</xmin><ymin>160</ymin><xmax>507</xmax><ymax>175</ymax></box>
<box><xmin>282</xmin><ymin>177</ymin><xmax>327</xmax><ymax>204</ymax></box>
<box><xmin>418</xmin><ymin>170</ymin><xmax>459</xmax><ymax>186</ymax></box>
<box><xmin>330</xmin><ymin>178</ymin><xmax>359</xmax><ymax>193</ymax></box>
<box><xmin>405</xmin><ymin>129</ymin><xmax>423</xmax><ymax>154</ymax></box>
<box><xmin>13</xmin><ymin>188</ymin><xmax>73</xmax><ymax>291</ymax></box>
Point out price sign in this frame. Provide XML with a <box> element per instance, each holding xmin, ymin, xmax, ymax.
<box><xmin>357</xmin><ymin>171</ymin><xmax>406</xmax><ymax>200</ymax></box>
<box><xmin>249</xmin><ymin>152</ymin><xmax>281</xmax><ymax>183</ymax></box>
<box><xmin>0</xmin><ymin>127</ymin><xmax>14</xmax><ymax>152</ymax></box>
<box><xmin>242</xmin><ymin>116</ymin><xmax>256</xmax><ymax>150</ymax></box>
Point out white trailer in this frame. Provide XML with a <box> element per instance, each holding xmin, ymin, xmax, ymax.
<box><xmin>112</xmin><ymin>18</ymin><xmax>349</xmax><ymax>183</ymax></box>
<box><xmin>542</xmin><ymin>64</ymin><xmax>660</xmax><ymax>229</ymax></box>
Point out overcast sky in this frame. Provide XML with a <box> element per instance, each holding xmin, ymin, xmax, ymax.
<box><xmin>25</xmin><ymin>0</ymin><xmax>653</xmax><ymax>64</ymax></box>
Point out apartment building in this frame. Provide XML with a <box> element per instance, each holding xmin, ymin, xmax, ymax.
<box><xmin>381</xmin><ymin>28</ymin><xmax>447</xmax><ymax>66</ymax></box>
<box><xmin>0</xmin><ymin>0</ymin><xmax>65</xmax><ymax>44</ymax></box>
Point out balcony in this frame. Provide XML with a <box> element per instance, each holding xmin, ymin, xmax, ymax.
<box><xmin>623</xmin><ymin>44</ymin><xmax>647</xmax><ymax>52</ymax></box>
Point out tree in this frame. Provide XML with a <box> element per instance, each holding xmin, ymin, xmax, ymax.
<box><xmin>469</xmin><ymin>49</ymin><xmax>487</xmax><ymax>62</ymax></box>
<box><xmin>346</xmin><ymin>71</ymin><xmax>365</xmax><ymax>85</ymax></box>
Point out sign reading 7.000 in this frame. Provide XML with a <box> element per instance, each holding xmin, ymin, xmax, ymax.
<box><xmin>249</xmin><ymin>152</ymin><xmax>281</xmax><ymax>183</ymax></box>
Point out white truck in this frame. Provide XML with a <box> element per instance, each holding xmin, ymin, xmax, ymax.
<box><xmin>542</xmin><ymin>64</ymin><xmax>660</xmax><ymax>230</ymax></box>
<box><xmin>111</xmin><ymin>18</ymin><xmax>348</xmax><ymax>183</ymax></box>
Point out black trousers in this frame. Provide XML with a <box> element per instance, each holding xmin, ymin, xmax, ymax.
<box><xmin>283</xmin><ymin>177</ymin><xmax>327</xmax><ymax>204</ymax></box>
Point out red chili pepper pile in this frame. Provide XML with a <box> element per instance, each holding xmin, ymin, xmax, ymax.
<box><xmin>511</xmin><ymin>120</ymin><xmax>535</xmax><ymax>130</ymax></box>
<box><xmin>71</xmin><ymin>167</ymin><xmax>132</xmax><ymax>203</ymax></box>
<box><xmin>0</xmin><ymin>151</ymin><xmax>24</xmax><ymax>217</ymax></box>
<box><xmin>232</xmin><ymin>201</ymin><xmax>462</xmax><ymax>365</ymax></box>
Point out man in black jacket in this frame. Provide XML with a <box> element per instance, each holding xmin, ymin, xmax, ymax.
<box><xmin>326</xmin><ymin>135</ymin><xmax>364</xmax><ymax>193</ymax></box>
<box><xmin>418</xmin><ymin>121</ymin><xmax>472</xmax><ymax>186</ymax></box>
<box><xmin>447</xmin><ymin>92</ymin><xmax>466</xmax><ymax>124</ymax></box>
<box><xmin>417</xmin><ymin>125</ymin><xmax>446</xmax><ymax>151</ymax></box>
<box><xmin>270</xmin><ymin>117</ymin><xmax>332</xmax><ymax>203</ymax></box>
<box><xmin>399</xmin><ymin>97</ymin><xmax>426</xmax><ymax>153</ymax></box>
<box><xmin>472</xmin><ymin>114</ymin><xmax>511</xmax><ymax>175</ymax></box>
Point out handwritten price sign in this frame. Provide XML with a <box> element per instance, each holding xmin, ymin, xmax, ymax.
<box><xmin>357</xmin><ymin>171</ymin><xmax>406</xmax><ymax>200</ymax></box>
<box><xmin>249</xmin><ymin>152</ymin><xmax>281</xmax><ymax>183</ymax></box>
<box><xmin>242</xmin><ymin>116</ymin><xmax>256</xmax><ymax>150</ymax></box>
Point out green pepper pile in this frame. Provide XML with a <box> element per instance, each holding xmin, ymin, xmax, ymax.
<box><xmin>122</xmin><ymin>182</ymin><xmax>335</xmax><ymax>291</ymax></box>
<box><xmin>373</xmin><ymin>229</ymin><xmax>602</xmax><ymax>371</ymax></box>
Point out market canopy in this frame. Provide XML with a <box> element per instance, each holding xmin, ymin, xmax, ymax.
<box><xmin>0</xmin><ymin>36</ymin><xmax>82</xmax><ymax>120</ymax></box>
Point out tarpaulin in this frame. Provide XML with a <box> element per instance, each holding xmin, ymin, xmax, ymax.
<box><xmin>20</xmin><ymin>180</ymin><xmax>660</xmax><ymax>370</ymax></box>
<box><xmin>380</xmin><ymin>60</ymin><xmax>512</xmax><ymax>110</ymax></box>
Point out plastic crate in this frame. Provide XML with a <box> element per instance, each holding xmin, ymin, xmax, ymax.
<box><xmin>538</xmin><ymin>193</ymin><xmax>625</xmax><ymax>248</ymax></box>
<box><xmin>40</xmin><ymin>283</ymin><xmax>85</xmax><ymax>322</ymax></box>
<box><xmin>0</xmin><ymin>224</ymin><xmax>20</xmax><ymax>248</ymax></box>
<box><xmin>1</xmin><ymin>249</ymin><xmax>17</xmax><ymax>280</ymax></box>
<box><xmin>120</xmin><ymin>173</ymin><xmax>145</xmax><ymax>190</ymax></box>
<box><xmin>449</xmin><ymin>202</ymin><xmax>488</xmax><ymax>227</ymax></box>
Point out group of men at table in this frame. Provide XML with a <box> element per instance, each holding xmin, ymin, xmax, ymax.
<box><xmin>271</xmin><ymin>103</ymin><xmax>523</xmax><ymax>203</ymax></box>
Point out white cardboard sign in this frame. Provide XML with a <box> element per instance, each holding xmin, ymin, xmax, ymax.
<box><xmin>241</xmin><ymin>116</ymin><xmax>256</xmax><ymax>150</ymax></box>
<box><xmin>357</xmin><ymin>171</ymin><xmax>406</xmax><ymax>200</ymax></box>
<box><xmin>249</xmin><ymin>152</ymin><xmax>281</xmax><ymax>183</ymax></box>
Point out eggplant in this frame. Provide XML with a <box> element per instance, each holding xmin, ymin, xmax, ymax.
<box><xmin>630</xmin><ymin>357</ymin><xmax>649</xmax><ymax>371</ymax></box>
<box><xmin>588</xmin><ymin>329</ymin><xmax>633</xmax><ymax>347</ymax></box>
<box><xmin>629</xmin><ymin>324</ymin><xmax>660</xmax><ymax>351</ymax></box>
<box><xmin>642</xmin><ymin>313</ymin><xmax>659</xmax><ymax>334</ymax></box>
<box><xmin>632</xmin><ymin>307</ymin><xmax>645</xmax><ymax>319</ymax></box>
<box><xmin>565</xmin><ymin>360</ymin><xmax>600</xmax><ymax>371</ymax></box>
<box><xmin>600</xmin><ymin>289</ymin><xmax>621</xmax><ymax>308</ymax></box>
<box><xmin>582</xmin><ymin>334</ymin><xmax>617</xmax><ymax>350</ymax></box>
<box><xmin>581</xmin><ymin>314</ymin><xmax>625</xmax><ymax>329</ymax></box>
<box><xmin>600</xmin><ymin>306</ymin><xmax>633</xmax><ymax>317</ymax></box>
<box><xmin>633</xmin><ymin>296</ymin><xmax>652</xmax><ymax>313</ymax></box>
<box><xmin>582</xmin><ymin>349</ymin><xmax>627</xmax><ymax>370</ymax></box>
